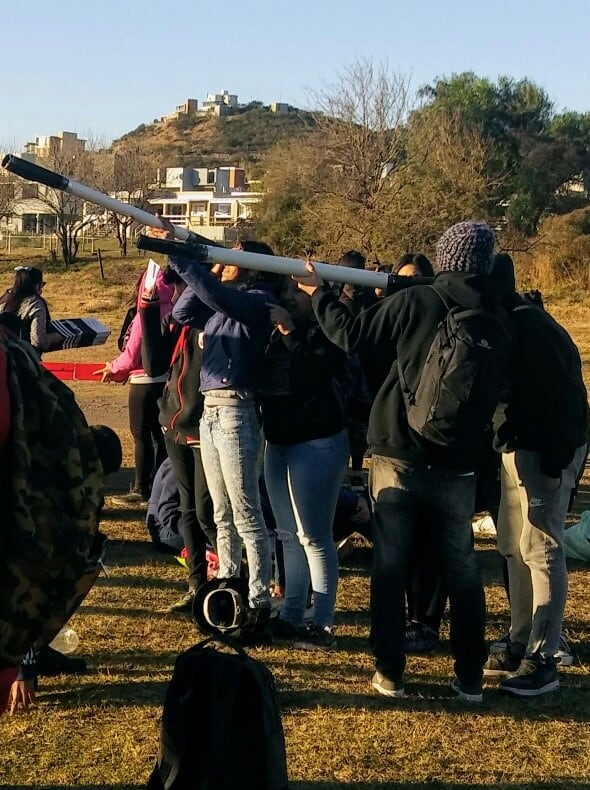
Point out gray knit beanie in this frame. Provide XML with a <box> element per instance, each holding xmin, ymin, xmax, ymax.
<box><xmin>435</xmin><ymin>220</ymin><xmax>496</xmax><ymax>274</ymax></box>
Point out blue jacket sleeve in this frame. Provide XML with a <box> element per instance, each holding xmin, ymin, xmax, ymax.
<box><xmin>171</xmin><ymin>283</ymin><xmax>214</xmax><ymax>328</ymax></box>
<box><xmin>169</xmin><ymin>256</ymin><xmax>272</xmax><ymax>327</ymax></box>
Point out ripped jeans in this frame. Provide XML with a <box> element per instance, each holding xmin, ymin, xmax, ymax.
<box><xmin>264</xmin><ymin>430</ymin><xmax>349</xmax><ymax>627</ymax></box>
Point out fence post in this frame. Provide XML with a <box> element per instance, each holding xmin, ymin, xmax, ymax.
<box><xmin>7</xmin><ymin>233</ymin><xmax>10</xmax><ymax>254</ymax></box>
<box><xmin>97</xmin><ymin>248</ymin><xmax>105</xmax><ymax>280</ymax></box>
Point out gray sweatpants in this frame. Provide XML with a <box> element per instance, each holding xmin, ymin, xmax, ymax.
<box><xmin>496</xmin><ymin>445</ymin><xmax>587</xmax><ymax>661</ymax></box>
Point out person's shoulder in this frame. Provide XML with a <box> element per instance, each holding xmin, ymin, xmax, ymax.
<box><xmin>17</xmin><ymin>295</ymin><xmax>44</xmax><ymax>316</ymax></box>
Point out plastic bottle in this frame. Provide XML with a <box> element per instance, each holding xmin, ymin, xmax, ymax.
<box><xmin>49</xmin><ymin>626</ymin><xmax>80</xmax><ymax>654</ymax></box>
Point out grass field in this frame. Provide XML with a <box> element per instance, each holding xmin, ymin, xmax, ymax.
<box><xmin>0</xmin><ymin>247</ymin><xmax>589</xmax><ymax>789</ymax></box>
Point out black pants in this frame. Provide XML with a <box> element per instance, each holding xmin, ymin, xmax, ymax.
<box><xmin>128</xmin><ymin>383</ymin><xmax>167</xmax><ymax>496</ymax></box>
<box><xmin>165</xmin><ymin>435</ymin><xmax>216</xmax><ymax>591</ymax></box>
<box><xmin>369</xmin><ymin>455</ymin><xmax>487</xmax><ymax>685</ymax></box>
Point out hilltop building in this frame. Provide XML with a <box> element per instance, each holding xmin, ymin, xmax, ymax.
<box><xmin>23</xmin><ymin>131</ymin><xmax>86</xmax><ymax>160</ymax></box>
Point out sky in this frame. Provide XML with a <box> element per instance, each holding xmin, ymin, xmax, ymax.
<box><xmin>1</xmin><ymin>0</ymin><xmax>588</xmax><ymax>150</ymax></box>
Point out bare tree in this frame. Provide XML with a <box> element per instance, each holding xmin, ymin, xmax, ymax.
<box><xmin>33</xmin><ymin>148</ymin><xmax>101</xmax><ymax>265</ymax></box>
<box><xmin>304</xmin><ymin>59</ymin><xmax>413</xmax><ymax>257</ymax></box>
<box><xmin>100</xmin><ymin>145</ymin><xmax>158</xmax><ymax>256</ymax></box>
<box><xmin>0</xmin><ymin>172</ymin><xmax>16</xmax><ymax>225</ymax></box>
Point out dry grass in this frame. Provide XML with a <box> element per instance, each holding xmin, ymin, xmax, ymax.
<box><xmin>1</xmin><ymin>251</ymin><xmax>590</xmax><ymax>789</ymax></box>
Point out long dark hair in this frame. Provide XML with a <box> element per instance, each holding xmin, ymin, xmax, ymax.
<box><xmin>0</xmin><ymin>266</ymin><xmax>44</xmax><ymax>314</ymax></box>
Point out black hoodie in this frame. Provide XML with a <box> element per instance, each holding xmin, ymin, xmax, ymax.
<box><xmin>312</xmin><ymin>271</ymin><xmax>508</xmax><ymax>471</ymax></box>
<box><xmin>493</xmin><ymin>294</ymin><xmax>588</xmax><ymax>477</ymax></box>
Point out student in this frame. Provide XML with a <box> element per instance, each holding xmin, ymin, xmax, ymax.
<box><xmin>100</xmin><ymin>268</ymin><xmax>174</xmax><ymax>505</ymax></box>
<box><xmin>261</xmin><ymin>278</ymin><xmax>349</xmax><ymax>650</ymax></box>
<box><xmin>484</xmin><ymin>252</ymin><xmax>588</xmax><ymax>696</ymax></box>
<box><xmin>0</xmin><ymin>266</ymin><xmax>63</xmax><ymax>355</ymax></box>
<box><xmin>296</xmin><ymin>220</ymin><xmax>507</xmax><ymax>702</ymax></box>
<box><xmin>163</xmin><ymin>234</ymin><xmax>280</xmax><ymax>645</ymax></box>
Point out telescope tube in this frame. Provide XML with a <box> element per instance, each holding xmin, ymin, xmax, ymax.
<box><xmin>2</xmin><ymin>154</ymin><xmax>422</xmax><ymax>291</ymax></box>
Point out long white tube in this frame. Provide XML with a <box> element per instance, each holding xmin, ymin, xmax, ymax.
<box><xmin>2</xmin><ymin>155</ymin><xmax>390</xmax><ymax>287</ymax></box>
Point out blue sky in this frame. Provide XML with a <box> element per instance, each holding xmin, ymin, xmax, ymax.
<box><xmin>2</xmin><ymin>0</ymin><xmax>588</xmax><ymax>149</ymax></box>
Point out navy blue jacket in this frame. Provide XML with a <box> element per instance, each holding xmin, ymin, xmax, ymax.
<box><xmin>169</xmin><ymin>257</ymin><xmax>278</xmax><ymax>393</ymax></box>
<box><xmin>146</xmin><ymin>458</ymin><xmax>183</xmax><ymax>551</ymax></box>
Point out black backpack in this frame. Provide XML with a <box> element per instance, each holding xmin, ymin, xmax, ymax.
<box><xmin>147</xmin><ymin>636</ymin><xmax>289</xmax><ymax>790</ymax></box>
<box><xmin>400</xmin><ymin>286</ymin><xmax>510</xmax><ymax>450</ymax></box>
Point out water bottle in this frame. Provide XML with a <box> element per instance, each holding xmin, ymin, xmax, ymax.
<box><xmin>49</xmin><ymin>626</ymin><xmax>80</xmax><ymax>654</ymax></box>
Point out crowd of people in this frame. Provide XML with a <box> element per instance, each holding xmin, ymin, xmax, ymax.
<box><xmin>0</xmin><ymin>217</ymin><xmax>587</xmax><ymax>716</ymax></box>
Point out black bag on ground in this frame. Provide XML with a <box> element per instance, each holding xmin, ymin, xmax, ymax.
<box><xmin>147</xmin><ymin>635</ymin><xmax>289</xmax><ymax>790</ymax></box>
<box><xmin>400</xmin><ymin>286</ymin><xmax>510</xmax><ymax>450</ymax></box>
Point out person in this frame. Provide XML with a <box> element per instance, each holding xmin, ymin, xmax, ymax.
<box><xmin>6</xmin><ymin>424</ymin><xmax>122</xmax><ymax>715</ymax></box>
<box><xmin>336</xmin><ymin>251</ymin><xmax>377</xmax><ymax>473</ymax></box>
<box><xmin>0</xmin><ymin>266</ymin><xmax>63</xmax><ymax>355</ymax></box>
<box><xmin>0</xmin><ymin>318</ymin><xmax>121</xmax><ymax>716</ymax></box>
<box><xmin>295</xmin><ymin>220</ymin><xmax>507</xmax><ymax>702</ymax></box>
<box><xmin>164</xmin><ymin>235</ymin><xmax>280</xmax><ymax>645</ymax></box>
<box><xmin>146</xmin><ymin>457</ymin><xmax>184</xmax><ymax>553</ymax></box>
<box><xmin>261</xmin><ymin>278</ymin><xmax>349</xmax><ymax>650</ymax></box>
<box><xmin>337</xmin><ymin>250</ymin><xmax>378</xmax><ymax>316</ymax></box>
<box><xmin>100</xmin><ymin>267</ymin><xmax>174</xmax><ymax>505</ymax></box>
<box><xmin>140</xmin><ymin>267</ymin><xmax>216</xmax><ymax>612</ymax></box>
<box><xmin>483</xmin><ymin>252</ymin><xmax>588</xmax><ymax>696</ymax></box>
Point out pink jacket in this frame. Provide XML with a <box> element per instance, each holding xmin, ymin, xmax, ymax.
<box><xmin>108</xmin><ymin>269</ymin><xmax>174</xmax><ymax>382</ymax></box>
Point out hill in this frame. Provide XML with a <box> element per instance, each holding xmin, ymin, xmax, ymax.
<box><xmin>113</xmin><ymin>105</ymin><xmax>316</xmax><ymax>175</ymax></box>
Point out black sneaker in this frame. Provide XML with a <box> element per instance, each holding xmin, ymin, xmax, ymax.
<box><xmin>167</xmin><ymin>589</ymin><xmax>197</xmax><ymax>614</ymax></box>
<box><xmin>37</xmin><ymin>646</ymin><xmax>88</xmax><ymax>677</ymax></box>
<box><xmin>233</xmin><ymin>607</ymin><xmax>273</xmax><ymax>647</ymax></box>
<box><xmin>404</xmin><ymin>621</ymin><xmax>439</xmax><ymax>653</ymax></box>
<box><xmin>294</xmin><ymin>624</ymin><xmax>336</xmax><ymax>652</ymax></box>
<box><xmin>499</xmin><ymin>657</ymin><xmax>559</xmax><ymax>697</ymax></box>
<box><xmin>483</xmin><ymin>647</ymin><xmax>522</xmax><ymax>678</ymax></box>
<box><xmin>270</xmin><ymin>617</ymin><xmax>303</xmax><ymax>639</ymax></box>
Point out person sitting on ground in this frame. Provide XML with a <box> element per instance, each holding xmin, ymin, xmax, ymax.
<box><xmin>0</xmin><ymin>266</ymin><xmax>63</xmax><ymax>355</ymax></box>
<box><xmin>146</xmin><ymin>457</ymin><xmax>184</xmax><ymax>554</ymax></box>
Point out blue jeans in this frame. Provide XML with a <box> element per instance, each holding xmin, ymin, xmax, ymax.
<box><xmin>370</xmin><ymin>454</ymin><xmax>486</xmax><ymax>684</ymax></box>
<box><xmin>264</xmin><ymin>430</ymin><xmax>349</xmax><ymax>627</ymax></box>
<box><xmin>199</xmin><ymin>401</ymin><xmax>271</xmax><ymax>608</ymax></box>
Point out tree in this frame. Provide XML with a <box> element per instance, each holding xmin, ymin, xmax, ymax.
<box><xmin>0</xmin><ymin>172</ymin><xmax>16</xmax><ymax>225</ymax></box>
<box><xmin>257</xmin><ymin>60</ymin><xmax>413</xmax><ymax>260</ymax></box>
<box><xmin>416</xmin><ymin>73</ymin><xmax>590</xmax><ymax>237</ymax></box>
<box><xmin>304</xmin><ymin>59</ymin><xmax>412</xmax><ymax>258</ymax></box>
<box><xmin>377</xmin><ymin>111</ymin><xmax>507</xmax><ymax>257</ymax></box>
<box><xmin>33</xmin><ymin>148</ymin><xmax>101</xmax><ymax>266</ymax></box>
<box><xmin>99</xmin><ymin>145</ymin><xmax>158</xmax><ymax>256</ymax></box>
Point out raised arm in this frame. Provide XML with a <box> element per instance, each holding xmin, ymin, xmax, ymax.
<box><xmin>169</xmin><ymin>256</ymin><xmax>271</xmax><ymax>327</ymax></box>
